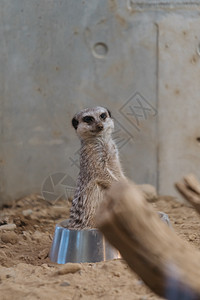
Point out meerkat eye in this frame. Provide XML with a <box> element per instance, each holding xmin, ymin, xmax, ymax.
<box><xmin>83</xmin><ymin>116</ymin><xmax>94</xmax><ymax>124</ymax></box>
<box><xmin>100</xmin><ymin>113</ymin><xmax>107</xmax><ymax>120</ymax></box>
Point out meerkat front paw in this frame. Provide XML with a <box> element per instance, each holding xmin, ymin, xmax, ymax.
<box><xmin>96</xmin><ymin>180</ymin><xmax>110</xmax><ymax>190</ymax></box>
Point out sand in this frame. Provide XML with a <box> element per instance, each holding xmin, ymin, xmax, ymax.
<box><xmin>0</xmin><ymin>194</ymin><xmax>199</xmax><ymax>300</ymax></box>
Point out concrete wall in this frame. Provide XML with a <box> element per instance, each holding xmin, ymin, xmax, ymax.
<box><xmin>0</xmin><ymin>0</ymin><xmax>200</xmax><ymax>205</ymax></box>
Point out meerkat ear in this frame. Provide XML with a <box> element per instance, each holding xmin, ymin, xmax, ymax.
<box><xmin>106</xmin><ymin>108</ymin><xmax>111</xmax><ymax>117</ymax></box>
<box><xmin>72</xmin><ymin>117</ymin><xmax>79</xmax><ymax>130</ymax></box>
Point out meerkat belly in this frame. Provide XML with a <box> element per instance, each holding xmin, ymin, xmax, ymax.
<box><xmin>69</xmin><ymin>183</ymin><xmax>105</xmax><ymax>229</ymax></box>
<box><xmin>83</xmin><ymin>184</ymin><xmax>104</xmax><ymax>227</ymax></box>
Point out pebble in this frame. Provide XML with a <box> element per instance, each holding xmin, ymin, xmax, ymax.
<box><xmin>22</xmin><ymin>231</ymin><xmax>32</xmax><ymax>241</ymax></box>
<box><xmin>22</xmin><ymin>209</ymin><xmax>33</xmax><ymax>217</ymax></box>
<box><xmin>113</xmin><ymin>271</ymin><xmax>120</xmax><ymax>277</ymax></box>
<box><xmin>0</xmin><ymin>217</ymin><xmax>8</xmax><ymax>226</ymax></box>
<box><xmin>0</xmin><ymin>232</ymin><xmax>18</xmax><ymax>244</ymax></box>
<box><xmin>0</xmin><ymin>224</ymin><xmax>16</xmax><ymax>231</ymax></box>
<box><xmin>32</xmin><ymin>231</ymin><xmax>43</xmax><ymax>242</ymax></box>
<box><xmin>56</xmin><ymin>263</ymin><xmax>81</xmax><ymax>275</ymax></box>
<box><xmin>189</xmin><ymin>234</ymin><xmax>197</xmax><ymax>241</ymax></box>
<box><xmin>174</xmin><ymin>219</ymin><xmax>183</xmax><ymax>225</ymax></box>
<box><xmin>171</xmin><ymin>203</ymin><xmax>180</xmax><ymax>208</ymax></box>
<box><xmin>47</xmin><ymin>263</ymin><xmax>56</xmax><ymax>268</ymax></box>
<box><xmin>60</xmin><ymin>281</ymin><xmax>70</xmax><ymax>287</ymax></box>
<box><xmin>38</xmin><ymin>248</ymin><xmax>49</xmax><ymax>259</ymax></box>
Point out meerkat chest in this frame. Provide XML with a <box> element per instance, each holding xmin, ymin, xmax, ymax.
<box><xmin>80</xmin><ymin>139</ymin><xmax>121</xmax><ymax>181</ymax></box>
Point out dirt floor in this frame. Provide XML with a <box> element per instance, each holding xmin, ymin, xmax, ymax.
<box><xmin>0</xmin><ymin>193</ymin><xmax>200</xmax><ymax>300</ymax></box>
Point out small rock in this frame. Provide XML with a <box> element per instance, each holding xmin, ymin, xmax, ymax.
<box><xmin>180</xmin><ymin>224</ymin><xmax>186</xmax><ymax>229</ymax></box>
<box><xmin>0</xmin><ymin>217</ymin><xmax>8</xmax><ymax>226</ymax></box>
<box><xmin>60</xmin><ymin>281</ymin><xmax>70</xmax><ymax>287</ymax></box>
<box><xmin>189</xmin><ymin>234</ymin><xmax>197</xmax><ymax>241</ymax></box>
<box><xmin>13</xmin><ymin>217</ymin><xmax>26</xmax><ymax>227</ymax></box>
<box><xmin>38</xmin><ymin>248</ymin><xmax>49</xmax><ymax>259</ymax></box>
<box><xmin>174</xmin><ymin>219</ymin><xmax>183</xmax><ymax>225</ymax></box>
<box><xmin>56</xmin><ymin>263</ymin><xmax>81</xmax><ymax>275</ymax></box>
<box><xmin>0</xmin><ymin>224</ymin><xmax>16</xmax><ymax>231</ymax></box>
<box><xmin>22</xmin><ymin>231</ymin><xmax>32</xmax><ymax>241</ymax></box>
<box><xmin>113</xmin><ymin>272</ymin><xmax>120</xmax><ymax>277</ymax></box>
<box><xmin>41</xmin><ymin>263</ymin><xmax>49</xmax><ymax>269</ymax></box>
<box><xmin>1</xmin><ymin>232</ymin><xmax>18</xmax><ymax>244</ymax></box>
<box><xmin>171</xmin><ymin>203</ymin><xmax>180</xmax><ymax>209</ymax></box>
<box><xmin>32</xmin><ymin>231</ymin><xmax>43</xmax><ymax>242</ymax></box>
<box><xmin>47</xmin><ymin>263</ymin><xmax>56</xmax><ymax>268</ymax></box>
<box><xmin>22</xmin><ymin>209</ymin><xmax>33</xmax><ymax>217</ymax></box>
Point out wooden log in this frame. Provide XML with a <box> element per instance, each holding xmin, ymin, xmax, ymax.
<box><xmin>96</xmin><ymin>179</ymin><xmax>200</xmax><ymax>299</ymax></box>
<box><xmin>175</xmin><ymin>174</ymin><xmax>200</xmax><ymax>215</ymax></box>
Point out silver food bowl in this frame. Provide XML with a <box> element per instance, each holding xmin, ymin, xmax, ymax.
<box><xmin>49</xmin><ymin>219</ymin><xmax>121</xmax><ymax>264</ymax></box>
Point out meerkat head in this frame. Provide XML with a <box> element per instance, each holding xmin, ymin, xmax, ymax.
<box><xmin>72</xmin><ymin>106</ymin><xmax>114</xmax><ymax>140</ymax></box>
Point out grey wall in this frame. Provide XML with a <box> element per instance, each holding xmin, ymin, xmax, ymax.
<box><xmin>0</xmin><ymin>0</ymin><xmax>200</xmax><ymax>205</ymax></box>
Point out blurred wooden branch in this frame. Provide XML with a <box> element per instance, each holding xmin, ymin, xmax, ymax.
<box><xmin>96</xmin><ymin>179</ymin><xmax>200</xmax><ymax>299</ymax></box>
<box><xmin>175</xmin><ymin>174</ymin><xmax>200</xmax><ymax>215</ymax></box>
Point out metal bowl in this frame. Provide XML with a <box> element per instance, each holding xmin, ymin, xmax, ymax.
<box><xmin>49</xmin><ymin>212</ymin><xmax>171</xmax><ymax>264</ymax></box>
<box><xmin>49</xmin><ymin>219</ymin><xmax>121</xmax><ymax>264</ymax></box>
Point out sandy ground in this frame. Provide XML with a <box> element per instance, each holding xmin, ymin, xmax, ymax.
<box><xmin>0</xmin><ymin>193</ymin><xmax>200</xmax><ymax>300</ymax></box>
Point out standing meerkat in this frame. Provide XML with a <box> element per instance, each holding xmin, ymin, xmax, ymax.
<box><xmin>68</xmin><ymin>106</ymin><xmax>126</xmax><ymax>229</ymax></box>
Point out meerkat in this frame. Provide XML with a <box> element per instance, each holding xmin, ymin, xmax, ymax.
<box><xmin>68</xmin><ymin>106</ymin><xmax>126</xmax><ymax>229</ymax></box>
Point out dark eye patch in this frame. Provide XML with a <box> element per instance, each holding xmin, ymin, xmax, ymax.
<box><xmin>83</xmin><ymin>116</ymin><xmax>94</xmax><ymax>123</ymax></box>
<box><xmin>100</xmin><ymin>113</ymin><xmax>107</xmax><ymax>120</ymax></box>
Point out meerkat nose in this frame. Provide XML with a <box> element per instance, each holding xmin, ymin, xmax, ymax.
<box><xmin>96</xmin><ymin>123</ymin><xmax>103</xmax><ymax>131</ymax></box>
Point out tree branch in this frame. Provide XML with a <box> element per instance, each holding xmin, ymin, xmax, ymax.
<box><xmin>97</xmin><ymin>179</ymin><xmax>200</xmax><ymax>299</ymax></box>
<box><xmin>175</xmin><ymin>174</ymin><xmax>200</xmax><ymax>215</ymax></box>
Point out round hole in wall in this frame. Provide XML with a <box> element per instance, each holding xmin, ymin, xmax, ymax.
<box><xmin>196</xmin><ymin>137</ymin><xmax>200</xmax><ymax>143</ymax></box>
<box><xmin>93</xmin><ymin>42</ymin><xmax>108</xmax><ymax>58</ymax></box>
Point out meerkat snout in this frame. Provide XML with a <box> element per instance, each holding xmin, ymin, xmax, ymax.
<box><xmin>96</xmin><ymin>122</ymin><xmax>103</xmax><ymax>132</ymax></box>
